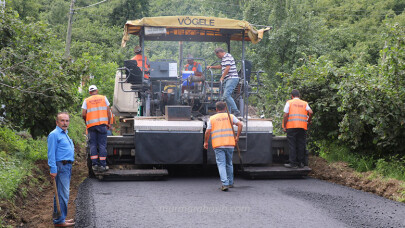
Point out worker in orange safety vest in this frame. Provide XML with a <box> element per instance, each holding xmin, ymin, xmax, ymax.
<box><xmin>184</xmin><ymin>54</ymin><xmax>203</xmax><ymax>77</ymax></box>
<box><xmin>204</xmin><ymin>101</ymin><xmax>243</xmax><ymax>191</ymax></box>
<box><xmin>182</xmin><ymin>54</ymin><xmax>203</xmax><ymax>93</ymax></box>
<box><xmin>131</xmin><ymin>45</ymin><xmax>150</xmax><ymax>79</ymax></box>
<box><xmin>282</xmin><ymin>89</ymin><xmax>313</xmax><ymax>169</ymax></box>
<box><xmin>82</xmin><ymin>85</ymin><xmax>112</xmax><ymax>172</ymax></box>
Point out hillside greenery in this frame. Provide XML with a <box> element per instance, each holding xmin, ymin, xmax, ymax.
<box><xmin>0</xmin><ymin>0</ymin><xmax>404</xmax><ymax>206</ymax></box>
<box><xmin>0</xmin><ymin>115</ymin><xmax>85</xmax><ymax>202</ymax></box>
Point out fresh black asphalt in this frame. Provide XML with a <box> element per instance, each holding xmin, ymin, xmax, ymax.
<box><xmin>75</xmin><ymin>175</ymin><xmax>405</xmax><ymax>228</ymax></box>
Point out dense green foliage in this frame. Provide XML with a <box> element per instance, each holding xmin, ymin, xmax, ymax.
<box><xmin>264</xmin><ymin>22</ymin><xmax>405</xmax><ymax>178</ymax></box>
<box><xmin>244</xmin><ymin>1</ymin><xmax>404</xmax><ymax>160</ymax></box>
<box><xmin>67</xmin><ymin>114</ymin><xmax>87</xmax><ymax>146</ymax></box>
<box><xmin>0</xmin><ymin>151</ymin><xmax>31</xmax><ymax>199</ymax></box>
<box><xmin>109</xmin><ymin>0</ymin><xmax>150</xmax><ymax>26</ymax></box>
<box><xmin>317</xmin><ymin>140</ymin><xmax>405</xmax><ymax>181</ymax></box>
<box><xmin>375</xmin><ymin>156</ymin><xmax>405</xmax><ymax>181</ymax></box>
<box><xmin>0</xmin><ymin>114</ymin><xmax>85</xmax><ymax>200</ymax></box>
<box><xmin>268</xmin><ymin>23</ymin><xmax>405</xmax><ymax>155</ymax></box>
<box><xmin>0</xmin><ymin>127</ymin><xmax>46</xmax><ymax>199</ymax></box>
<box><xmin>0</xmin><ymin>8</ymin><xmax>81</xmax><ymax>138</ymax></box>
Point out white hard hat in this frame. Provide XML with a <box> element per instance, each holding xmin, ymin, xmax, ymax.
<box><xmin>89</xmin><ymin>85</ymin><xmax>98</xmax><ymax>92</ymax></box>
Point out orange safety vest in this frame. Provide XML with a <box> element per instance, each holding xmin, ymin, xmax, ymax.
<box><xmin>185</xmin><ymin>62</ymin><xmax>199</xmax><ymax>72</ymax></box>
<box><xmin>131</xmin><ymin>54</ymin><xmax>150</xmax><ymax>79</ymax></box>
<box><xmin>286</xmin><ymin>99</ymin><xmax>309</xmax><ymax>130</ymax></box>
<box><xmin>85</xmin><ymin>95</ymin><xmax>109</xmax><ymax>129</ymax></box>
<box><xmin>210</xmin><ymin>113</ymin><xmax>236</xmax><ymax>148</ymax></box>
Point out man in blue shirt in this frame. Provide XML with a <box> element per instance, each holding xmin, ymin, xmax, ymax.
<box><xmin>47</xmin><ymin>112</ymin><xmax>75</xmax><ymax>227</ymax></box>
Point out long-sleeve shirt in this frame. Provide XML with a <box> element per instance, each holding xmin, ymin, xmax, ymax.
<box><xmin>47</xmin><ymin>126</ymin><xmax>74</xmax><ymax>174</ymax></box>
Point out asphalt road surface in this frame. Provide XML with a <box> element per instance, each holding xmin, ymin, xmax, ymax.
<box><xmin>75</xmin><ymin>176</ymin><xmax>405</xmax><ymax>228</ymax></box>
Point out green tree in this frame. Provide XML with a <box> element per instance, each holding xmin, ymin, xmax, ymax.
<box><xmin>75</xmin><ymin>53</ymin><xmax>118</xmax><ymax>103</ymax></box>
<box><xmin>0</xmin><ymin>9</ymin><xmax>81</xmax><ymax>138</ymax></box>
<box><xmin>275</xmin><ymin>56</ymin><xmax>344</xmax><ymax>139</ymax></box>
<box><xmin>7</xmin><ymin>0</ymin><xmax>43</xmax><ymax>20</ymax></box>
<box><xmin>337</xmin><ymin>23</ymin><xmax>405</xmax><ymax>154</ymax></box>
<box><xmin>109</xmin><ymin>0</ymin><xmax>150</xmax><ymax>26</ymax></box>
<box><xmin>273</xmin><ymin>22</ymin><xmax>405</xmax><ymax>155</ymax></box>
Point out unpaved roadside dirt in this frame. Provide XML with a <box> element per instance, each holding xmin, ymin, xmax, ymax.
<box><xmin>1</xmin><ymin>153</ymin><xmax>404</xmax><ymax>227</ymax></box>
<box><xmin>309</xmin><ymin>156</ymin><xmax>405</xmax><ymax>202</ymax></box>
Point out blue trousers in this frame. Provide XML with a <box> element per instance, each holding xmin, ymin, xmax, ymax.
<box><xmin>222</xmin><ymin>78</ymin><xmax>240</xmax><ymax>114</ymax></box>
<box><xmin>88</xmin><ymin>124</ymin><xmax>108</xmax><ymax>166</ymax></box>
<box><xmin>53</xmin><ymin>161</ymin><xmax>72</xmax><ymax>224</ymax></box>
<box><xmin>214</xmin><ymin>148</ymin><xmax>234</xmax><ymax>186</ymax></box>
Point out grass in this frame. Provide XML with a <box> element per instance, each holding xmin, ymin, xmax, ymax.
<box><xmin>68</xmin><ymin>114</ymin><xmax>87</xmax><ymax>146</ymax></box>
<box><xmin>0</xmin><ymin>217</ymin><xmax>13</xmax><ymax>228</ymax></box>
<box><xmin>366</xmin><ymin>172</ymin><xmax>379</xmax><ymax>181</ymax></box>
<box><xmin>0</xmin><ymin>126</ymin><xmax>43</xmax><ymax>200</ymax></box>
<box><xmin>315</xmin><ymin>140</ymin><xmax>405</xmax><ymax>181</ymax></box>
<box><xmin>315</xmin><ymin>140</ymin><xmax>374</xmax><ymax>172</ymax></box>
<box><xmin>0</xmin><ymin>152</ymin><xmax>32</xmax><ymax>199</ymax></box>
<box><xmin>0</xmin><ymin>114</ymin><xmax>86</xmax><ymax>202</ymax></box>
<box><xmin>375</xmin><ymin>156</ymin><xmax>405</xmax><ymax>181</ymax></box>
<box><xmin>397</xmin><ymin>183</ymin><xmax>405</xmax><ymax>203</ymax></box>
<box><xmin>0</xmin><ymin>114</ymin><xmax>87</xmax><ymax>227</ymax></box>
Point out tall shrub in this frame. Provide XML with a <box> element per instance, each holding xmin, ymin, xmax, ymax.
<box><xmin>337</xmin><ymin>23</ymin><xmax>405</xmax><ymax>154</ymax></box>
<box><xmin>275</xmin><ymin>23</ymin><xmax>405</xmax><ymax>156</ymax></box>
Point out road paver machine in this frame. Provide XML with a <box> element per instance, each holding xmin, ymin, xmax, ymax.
<box><xmin>88</xmin><ymin>16</ymin><xmax>311</xmax><ymax>180</ymax></box>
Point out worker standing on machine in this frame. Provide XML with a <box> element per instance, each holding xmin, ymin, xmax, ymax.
<box><xmin>204</xmin><ymin>101</ymin><xmax>243</xmax><ymax>191</ymax></box>
<box><xmin>184</xmin><ymin>54</ymin><xmax>203</xmax><ymax>76</ymax></box>
<box><xmin>282</xmin><ymin>89</ymin><xmax>313</xmax><ymax>169</ymax></box>
<box><xmin>182</xmin><ymin>54</ymin><xmax>203</xmax><ymax>92</ymax></box>
<box><xmin>207</xmin><ymin>48</ymin><xmax>241</xmax><ymax>117</ymax></box>
<box><xmin>131</xmin><ymin>45</ymin><xmax>150</xmax><ymax>79</ymax></box>
<box><xmin>82</xmin><ymin>85</ymin><xmax>112</xmax><ymax>172</ymax></box>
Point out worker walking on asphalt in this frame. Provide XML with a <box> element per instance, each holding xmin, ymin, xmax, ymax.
<box><xmin>47</xmin><ymin>112</ymin><xmax>75</xmax><ymax>227</ymax></box>
<box><xmin>282</xmin><ymin>89</ymin><xmax>313</xmax><ymax>168</ymax></box>
<box><xmin>204</xmin><ymin>101</ymin><xmax>243</xmax><ymax>191</ymax></box>
<box><xmin>82</xmin><ymin>85</ymin><xmax>112</xmax><ymax>172</ymax></box>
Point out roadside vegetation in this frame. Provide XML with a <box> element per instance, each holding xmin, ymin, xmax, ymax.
<box><xmin>316</xmin><ymin>141</ymin><xmax>405</xmax><ymax>182</ymax></box>
<box><xmin>244</xmin><ymin>0</ymin><xmax>405</xmax><ymax>192</ymax></box>
<box><xmin>266</xmin><ymin>23</ymin><xmax>405</xmax><ymax>187</ymax></box>
<box><xmin>0</xmin><ymin>115</ymin><xmax>85</xmax><ymax>199</ymax></box>
<box><xmin>0</xmin><ymin>115</ymin><xmax>85</xmax><ymax>225</ymax></box>
<box><xmin>0</xmin><ymin>127</ymin><xmax>46</xmax><ymax>200</ymax></box>
<box><xmin>0</xmin><ymin>1</ymin><xmax>404</xmax><ymax>225</ymax></box>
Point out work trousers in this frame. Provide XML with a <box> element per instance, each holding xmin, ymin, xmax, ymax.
<box><xmin>214</xmin><ymin>148</ymin><xmax>234</xmax><ymax>186</ymax></box>
<box><xmin>88</xmin><ymin>124</ymin><xmax>108</xmax><ymax>167</ymax></box>
<box><xmin>53</xmin><ymin>161</ymin><xmax>72</xmax><ymax>225</ymax></box>
<box><xmin>287</xmin><ymin>128</ymin><xmax>307</xmax><ymax>166</ymax></box>
<box><xmin>222</xmin><ymin>78</ymin><xmax>240</xmax><ymax>114</ymax></box>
